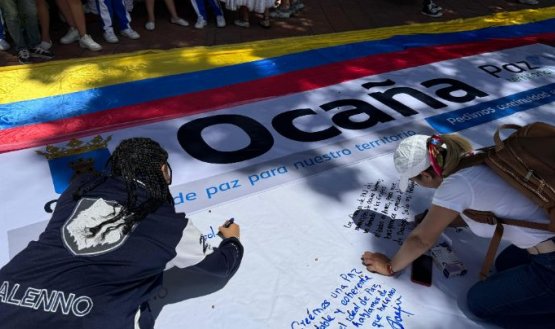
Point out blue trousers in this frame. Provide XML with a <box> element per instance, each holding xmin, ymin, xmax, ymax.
<box><xmin>467</xmin><ymin>244</ymin><xmax>555</xmax><ymax>329</ymax></box>
<box><xmin>191</xmin><ymin>0</ymin><xmax>223</xmax><ymax>20</ymax></box>
<box><xmin>96</xmin><ymin>0</ymin><xmax>131</xmax><ymax>31</ymax></box>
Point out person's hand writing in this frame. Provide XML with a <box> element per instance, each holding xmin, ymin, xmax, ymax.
<box><xmin>361</xmin><ymin>252</ymin><xmax>392</xmax><ymax>276</ymax></box>
<box><xmin>219</xmin><ymin>221</ymin><xmax>240</xmax><ymax>240</ymax></box>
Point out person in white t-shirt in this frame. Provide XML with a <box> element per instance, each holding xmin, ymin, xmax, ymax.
<box><xmin>361</xmin><ymin>132</ymin><xmax>555</xmax><ymax>329</ymax></box>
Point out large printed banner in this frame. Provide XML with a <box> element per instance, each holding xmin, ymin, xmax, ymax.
<box><xmin>1</xmin><ymin>7</ymin><xmax>555</xmax><ymax>329</ymax></box>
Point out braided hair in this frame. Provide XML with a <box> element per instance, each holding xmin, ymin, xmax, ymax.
<box><xmin>74</xmin><ymin>138</ymin><xmax>173</xmax><ymax>239</ymax></box>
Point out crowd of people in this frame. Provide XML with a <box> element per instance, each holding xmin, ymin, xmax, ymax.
<box><xmin>0</xmin><ymin>0</ymin><xmax>305</xmax><ymax>64</ymax></box>
<box><xmin>0</xmin><ymin>0</ymin><xmax>543</xmax><ymax>64</ymax></box>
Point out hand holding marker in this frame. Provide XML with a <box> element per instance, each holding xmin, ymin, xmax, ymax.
<box><xmin>224</xmin><ymin>218</ymin><xmax>235</xmax><ymax>228</ymax></box>
<box><xmin>219</xmin><ymin>218</ymin><xmax>240</xmax><ymax>239</ymax></box>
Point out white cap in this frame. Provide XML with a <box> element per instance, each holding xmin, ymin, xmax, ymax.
<box><xmin>393</xmin><ymin>135</ymin><xmax>430</xmax><ymax>192</ymax></box>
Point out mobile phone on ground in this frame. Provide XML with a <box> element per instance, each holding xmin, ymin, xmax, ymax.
<box><xmin>411</xmin><ymin>254</ymin><xmax>433</xmax><ymax>287</ymax></box>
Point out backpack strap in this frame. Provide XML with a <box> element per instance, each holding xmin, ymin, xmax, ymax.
<box><xmin>493</xmin><ymin>123</ymin><xmax>522</xmax><ymax>151</ymax></box>
<box><xmin>462</xmin><ymin>209</ymin><xmax>551</xmax><ymax>279</ymax></box>
<box><xmin>481</xmin><ymin>222</ymin><xmax>503</xmax><ymax>280</ymax></box>
<box><xmin>443</xmin><ymin>148</ymin><xmax>490</xmax><ymax>177</ymax></box>
<box><xmin>462</xmin><ymin>209</ymin><xmax>551</xmax><ymax>231</ymax></box>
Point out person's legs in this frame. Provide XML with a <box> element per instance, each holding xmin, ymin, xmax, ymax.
<box><xmin>259</xmin><ymin>7</ymin><xmax>270</xmax><ymax>28</ymax></box>
<box><xmin>164</xmin><ymin>0</ymin><xmax>187</xmax><ymax>26</ymax></box>
<box><xmin>0</xmin><ymin>1</ymin><xmax>30</xmax><ymax>62</ymax></box>
<box><xmin>18</xmin><ymin>0</ymin><xmax>41</xmax><ymax>48</ymax></box>
<box><xmin>35</xmin><ymin>0</ymin><xmax>52</xmax><ymax>47</ymax></box>
<box><xmin>66</xmin><ymin>0</ymin><xmax>88</xmax><ymax>37</ymax></box>
<box><xmin>56</xmin><ymin>0</ymin><xmax>76</xmax><ymax>26</ymax></box>
<box><xmin>57</xmin><ymin>0</ymin><xmax>80</xmax><ymax>43</ymax></box>
<box><xmin>495</xmin><ymin>244</ymin><xmax>531</xmax><ymax>272</ymax></box>
<box><xmin>207</xmin><ymin>0</ymin><xmax>223</xmax><ymax>17</ymax></box>
<box><xmin>0</xmin><ymin>8</ymin><xmax>12</xmax><ymax>50</ymax></box>
<box><xmin>145</xmin><ymin>0</ymin><xmax>155</xmax><ymax>25</ymax></box>
<box><xmin>207</xmin><ymin>0</ymin><xmax>225</xmax><ymax>27</ymax></box>
<box><xmin>191</xmin><ymin>0</ymin><xmax>207</xmax><ymax>24</ymax></box>
<box><xmin>58</xmin><ymin>0</ymin><xmax>101</xmax><ymax>50</ymax></box>
<box><xmin>467</xmin><ymin>249</ymin><xmax>555</xmax><ymax>329</ymax></box>
<box><xmin>111</xmin><ymin>0</ymin><xmax>135</xmax><ymax>34</ymax></box>
<box><xmin>97</xmin><ymin>0</ymin><xmax>115</xmax><ymax>32</ymax></box>
<box><xmin>234</xmin><ymin>5</ymin><xmax>248</xmax><ymax>25</ymax></box>
<box><xmin>0</xmin><ymin>0</ymin><xmax>26</xmax><ymax>50</ymax></box>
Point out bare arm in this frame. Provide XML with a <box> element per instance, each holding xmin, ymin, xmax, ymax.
<box><xmin>362</xmin><ymin>204</ymin><xmax>459</xmax><ymax>275</ymax></box>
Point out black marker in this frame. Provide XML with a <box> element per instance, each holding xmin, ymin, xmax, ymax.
<box><xmin>224</xmin><ymin>218</ymin><xmax>235</xmax><ymax>228</ymax></box>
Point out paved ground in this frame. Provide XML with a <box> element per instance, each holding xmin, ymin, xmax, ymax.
<box><xmin>1</xmin><ymin>0</ymin><xmax>554</xmax><ymax>66</ymax></box>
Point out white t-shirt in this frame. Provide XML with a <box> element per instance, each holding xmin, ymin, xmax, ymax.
<box><xmin>433</xmin><ymin>165</ymin><xmax>554</xmax><ymax>249</ymax></box>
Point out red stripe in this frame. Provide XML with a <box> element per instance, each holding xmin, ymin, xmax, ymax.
<box><xmin>1</xmin><ymin>34</ymin><xmax>553</xmax><ymax>153</ymax></box>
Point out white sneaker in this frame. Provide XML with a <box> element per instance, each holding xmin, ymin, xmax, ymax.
<box><xmin>216</xmin><ymin>15</ymin><xmax>226</xmax><ymax>28</ymax></box>
<box><xmin>194</xmin><ymin>18</ymin><xmax>207</xmax><ymax>29</ymax></box>
<box><xmin>103</xmin><ymin>29</ymin><xmax>119</xmax><ymax>43</ymax></box>
<box><xmin>60</xmin><ymin>27</ymin><xmax>80</xmax><ymax>44</ymax></box>
<box><xmin>0</xmin><ymin>39</ymin><xmax>11</xmax><ymax>51</ymax></box>
<box><xmin>79</xmin><ymin>34</ymin><xmax>102</xmax><ymax>51</ymax></box>
<box><xmin>519</xmin><ymin>0</ymin><xmax>538</xmax><ymax>4</ymax></box>
<box><xmin>39</xmin><ymin>40</ymin><xmax>52</xmax><ymax>50</ymax></box>
<box><xmin>145</xmin><ymin>21</ymin><xmax>155</xmax><ymax>31</ymax></box>
<box><xmin>171</xmin><ymin>17</ymin><xmax>189</xmax><ymax>27</ymax></box>
<box><xmin>121</xmin><ymin>28</ymin><xmax>140</xmax><ymax>39</ymax></box>
<box><xmin>234</xmin><ymin>19</ymin><xmax>250</xmax><ymax>28</ymax></box>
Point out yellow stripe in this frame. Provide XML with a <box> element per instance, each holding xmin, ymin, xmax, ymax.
<box><xmin>1</xmin><ymin>7</ymin><xmax>554</xmax><ymax>104</ymax></box>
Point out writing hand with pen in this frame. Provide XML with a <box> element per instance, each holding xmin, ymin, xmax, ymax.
<box><xmin>218</xmin><ymin>218</ymin><xmax>240</xmax><ymax>240</ymax></box>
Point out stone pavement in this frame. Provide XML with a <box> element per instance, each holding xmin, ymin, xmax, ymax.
<box><xmin>0</xmin><ymin>0</ymin><xmax>554</xmax><ymax>66</ymax></box>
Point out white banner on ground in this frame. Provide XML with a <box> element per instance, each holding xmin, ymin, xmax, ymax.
<box><xmin>1</xmin><ymin>43</ymin><xmax>554</xmax><ymax>328</ymax></box>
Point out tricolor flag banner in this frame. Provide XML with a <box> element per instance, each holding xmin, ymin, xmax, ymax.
<box><xmin>1</xmin><ymin>7</ymin><xmax>555</xmax><ymax>329</ymax></box>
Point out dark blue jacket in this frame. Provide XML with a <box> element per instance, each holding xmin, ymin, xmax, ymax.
<box><xmin>0</xmin><ymin>175</ymin><xmax>243</xmax><ymax>329</ymax></box>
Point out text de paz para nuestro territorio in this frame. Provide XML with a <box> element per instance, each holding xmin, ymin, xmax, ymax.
<box><xmin>173</xmin><ymin>130</ymin><xmax>416</xmax><ymax>203</ymax></box>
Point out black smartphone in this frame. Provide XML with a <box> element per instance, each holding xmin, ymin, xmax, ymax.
<box><xmin>411</xmin><ymin>254</ymin><xmax>433</xmax><ymax>286</ymax></box>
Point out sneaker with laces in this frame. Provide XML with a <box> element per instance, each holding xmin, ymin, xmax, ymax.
<box><xmin>60</xmin><ymin>27</ymin><xmax>80</xmax><ymax>44</ymax></box>
<box><xmin>103</xmin><ymin>29</ymin><xmax>119</xmax><ymax>43</ymax></box>
<box><xmin>171</xmin><ymin>17</ymin><xmax>189</xmax><ymax>27</ymax></box>
<box><xmin>216</xmin><ymin>15</ymin><xmax>226</xmax><ymax>28</ymax></box>
<box><xmin>194</xmin><ymin>18</ymin><xmax>207</xmax><ymax>29</ymax></box>
<box><xmin>18</xmin><ymin>49</ymin><xmax>31</xmax><ymax>64</ymax></box>
<box><xmin>145</xmin><ymin>21</ymin><xmax>155</xmax><ymax>31</ymax></box>
<box><xmin>79</xmin><ymin>34</ymin><xmax>102</xmax><ymax>51</ymax></box>
<box><xmin>234</xmin><ymin>19</ymin><xmax>250</xmax><ymax>28</ymax></box>
<box><xmin>30</xmin><ymin>46</ymin><xmax>54</xmax><ymax>59</ymax></box>
<box><xmin>0</xmin><ymin>39</ymin><xmax>10</xmax><ymax>51</ymax></box>
<box><xmin>121</xmin><ymin>28</ymin><xmax>140</xmax><ymax>39</ymax></box>
<box><xmin>421</xmin><ymin>1</ymin><xmax>443</xmax><ymax>17</ymax></box>
<box><xmin>519</xmin><ymin>0</ymin><xmax>538</xmax><ymax>4</ymax></box>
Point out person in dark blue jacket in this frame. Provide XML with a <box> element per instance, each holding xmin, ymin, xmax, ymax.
<box><xmin>0</xmin><ymin>137</ymin><xmax>243</xmax><ymax>329</ymax></box>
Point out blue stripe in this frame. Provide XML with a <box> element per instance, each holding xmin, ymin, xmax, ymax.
<box><xmin>1</xmin><ymin>18</ymin><xmax>555</xmax><ymax>130</ymax></box>
<box><xmin>426</xmin><ymin>83</ymin><xmax>555</xmax><ymax>134</ymax></box>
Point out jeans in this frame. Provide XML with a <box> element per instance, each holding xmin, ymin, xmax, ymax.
<box><xmin>0</xmin><ymin>8</ymin><xmax>6</xmax><ymax>39</ymax></box>
<box><xmin>467</xmin><ymin>244</ymin><xmax>555</xmax><ymax>329</ymax></box>
<box><xmin>0</xmin><ymin>0</ymin><xmax>40</xmax><ymax>50</ymax></box>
